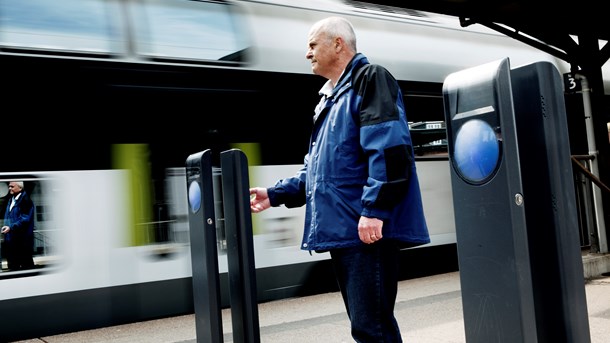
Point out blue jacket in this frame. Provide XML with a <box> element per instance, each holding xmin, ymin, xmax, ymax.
<box><xmin>268</xmin><ymin>53</ymin><xmax>430</xmax><ymax>252</ymax></box>
<box><xmin>3</xmin><ymin>190</ymin><xmax>35</xmax><ymax>243</ymax></box>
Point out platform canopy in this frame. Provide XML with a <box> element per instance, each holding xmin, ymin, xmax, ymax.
<box><xmin>351</xmin><ymin>1</ymin><xmax>609</xmax><ymax>72</ymax></box>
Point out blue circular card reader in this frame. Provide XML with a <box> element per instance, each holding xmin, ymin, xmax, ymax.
<box><xmin>453</xmin><ymin>119</ymin><xmax>500</xmax><ymax>184</ymax></box>
<box><xmin>188</xmin><ymin>181</ymin><xmax>202</xmax><ymax>213</ymax></box>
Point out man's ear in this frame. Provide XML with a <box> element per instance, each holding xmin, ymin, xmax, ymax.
<box><xmin>335</xmin><ymin>37</ymin><xmax>343</xmax><ymax>52</ymax></box>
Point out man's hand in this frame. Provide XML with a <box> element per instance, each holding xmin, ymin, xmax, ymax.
<box><xmin>358</xmin><ymin>216</ymin><xmax>383</xmax><ymax>244</ymax></box>
<box><xmin>249</xmin><ymin>187</ymin><xmax>271</xmax><ymax>213</ymax></box>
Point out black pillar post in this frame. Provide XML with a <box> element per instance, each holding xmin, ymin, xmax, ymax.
<box><xmin>220</xmin><ymin>148</ymin><xmax>260</xmax><ymax>343</ymax></box>
<box><xmin>511</xmin><ymin>61</ymin><xmax>590</xmax><ymax>342</ymax></box>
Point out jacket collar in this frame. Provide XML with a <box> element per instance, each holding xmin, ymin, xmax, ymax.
<box><xmin>331</xmin><ymin>53</ymin><xmax>369</xmax><ymax>98</ymax></box>
<box><xmin>313</xmin><ymin>53</ymin><xmax>370</xmax><ymax>125</ymax></box>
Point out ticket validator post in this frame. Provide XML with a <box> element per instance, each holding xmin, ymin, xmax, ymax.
<box><xmin>443</xmin><ymin>58</ymin><xmax>536</xmax><ymax>342</ymax></box>
<box><xmin>443</xmin><ymin>58</ymin><xmax>590</xmax><ymax>342</ymax></box>
<box><xmin>186</xmin><ymin>150</ymin><xmax>223</xmax><ymax>343</ymax></box>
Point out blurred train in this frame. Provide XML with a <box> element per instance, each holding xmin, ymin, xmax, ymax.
<box><xmin>1</xmin><ymin>0</ymin><xmax>608</xmax><ymax>341</ymax></box>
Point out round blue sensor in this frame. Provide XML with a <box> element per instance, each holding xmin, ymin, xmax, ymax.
<box><xmin>453</xmin><ymin>119</ymin><xmax>500</xmax><ymax>184</ymax></box>
<box><xmin>188</xmin><ymin>181</ymin><xmax>201</xmax><ymax>213</ymax></box>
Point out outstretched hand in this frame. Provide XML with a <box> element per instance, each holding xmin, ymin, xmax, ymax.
<box><xmin>249</xmin><ymin>187</ymin><xmax>271</xmax><ymax>213</ymax></box>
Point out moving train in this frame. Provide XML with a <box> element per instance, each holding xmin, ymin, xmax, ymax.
<box><xmin>1</xmin><ymin>0</ymin><xmax>607</xmax><ymax>341</ymax></box>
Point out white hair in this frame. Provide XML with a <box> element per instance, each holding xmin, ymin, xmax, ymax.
<box><xmin>312</xmin><ymin>16</ymin><xmax>357</xmax><ymax>52</ymax></box>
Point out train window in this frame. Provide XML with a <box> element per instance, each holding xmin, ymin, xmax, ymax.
<box><xmin>403</xmin><ymin>92</ymin><xmax>449</xmax><ymax>156</ymax></box>
<box><xmin>410</xmin><ymin>121</ymin><xmax>448</xmax><ymax>156</ymax></box>
<box><xmin>131</xmin><ymin>0</ymin><xmax>250</xmax><ymax>64</ymax></box>
<box><xmin>0</xmin><ymin>0</ymin><xmax>124</xmax><ymax>55</ymax></box>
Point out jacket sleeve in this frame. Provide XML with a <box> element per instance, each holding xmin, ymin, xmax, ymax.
<box><xmin>355</xmin><ymin>64</ymin><xmax>414</xmax><ymax>219</ymax></box>
<box><xmin>267</xmin><ymin>154</ymin><xmax>308</xmax><ymax>208</ymax></box>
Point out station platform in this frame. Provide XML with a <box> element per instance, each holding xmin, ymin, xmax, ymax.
<box><xmin>12</xmin><ymin>260</ymin><xmax>610</xmax><ymax>343</ymax></box>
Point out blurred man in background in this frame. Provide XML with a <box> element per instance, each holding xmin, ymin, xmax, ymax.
<box><xmin>2</xmin><ymin>181</ymin><xmax>35</xmax><ymax>271</ymax></box>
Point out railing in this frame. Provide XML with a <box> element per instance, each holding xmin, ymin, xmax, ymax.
<box><xmin>33</xmin><ymin>229</ymin><xmax>59</xmax><ymax>257</ymax></box>
<box><xmin>572</xmin><ymin>154</ymin><xmax>610</xmax><ymax>252</ymax></box>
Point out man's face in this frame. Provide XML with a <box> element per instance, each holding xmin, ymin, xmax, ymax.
<box><xmin>306</xmin><ymin>30</ymin><xmax>335</xmax><ymax>79</ymax></box>
<box><xmin>8</xmin><ymin>182</ymin><xmax>21</xmax><ymax>195</ymax></box>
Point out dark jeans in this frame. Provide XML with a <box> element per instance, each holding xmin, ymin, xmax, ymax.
<box><xmin>330</xmin><ymin>239</ymin><xmax>402</xmax><ymax>343</ymax></box>
<box><xmin>4</xmin><ymin>236</ymin><xmax>35</xmax><ymax>271</ymax></box>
